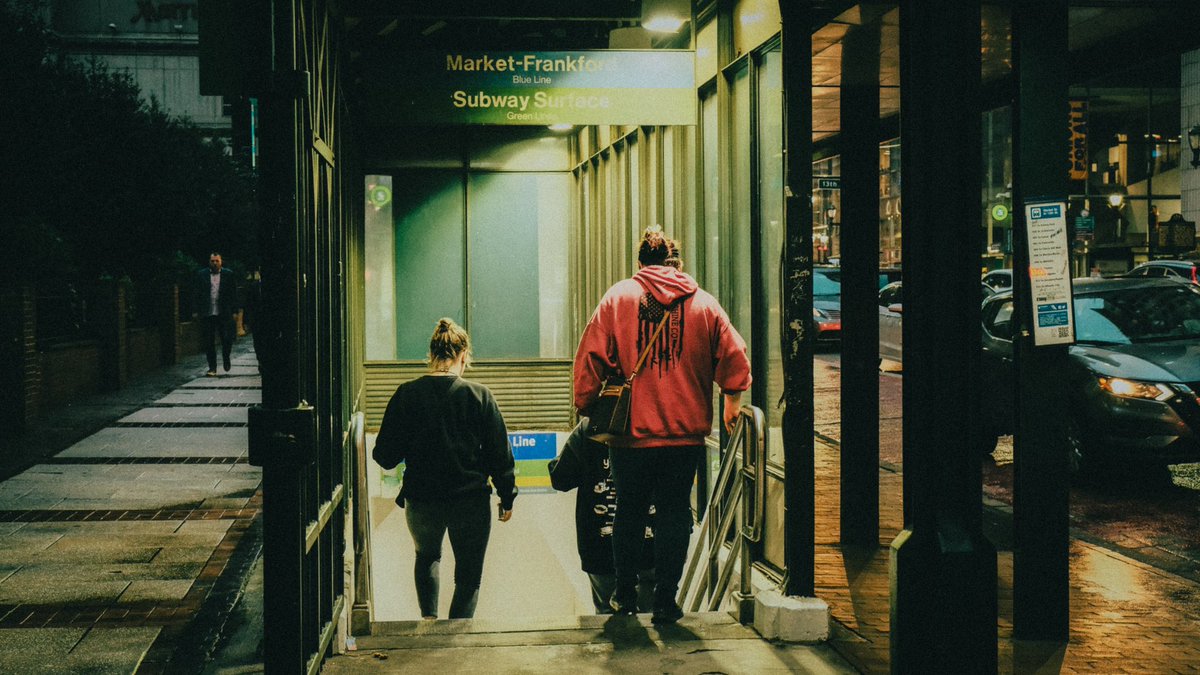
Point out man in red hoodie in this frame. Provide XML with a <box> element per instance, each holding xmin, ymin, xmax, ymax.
<box><xmin>573</xmin><ymin>227</ymin><xmax>751</xmax><ymax>624</ymax></box>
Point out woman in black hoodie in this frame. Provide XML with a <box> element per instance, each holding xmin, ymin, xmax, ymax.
<box><xmin>374</xmin><ymin>318</ymin><xmax>518</xmax><ymax>620</ymax></box>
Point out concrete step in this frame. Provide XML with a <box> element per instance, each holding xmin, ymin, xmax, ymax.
<box><xmin>360</xmin><ymin>611</ymin><xmax>752</xmax><ymax>649</ymax></box>
<box><xmin>327</xmin><ymin>612</ymin><xmax>856</xmax><ymax>674</ymax></box>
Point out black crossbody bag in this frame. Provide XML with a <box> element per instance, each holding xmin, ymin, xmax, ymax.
<box><xmin>585</xmin><ymin>311</ymin><xmax>671</xmax><ymax>444</ymax></box>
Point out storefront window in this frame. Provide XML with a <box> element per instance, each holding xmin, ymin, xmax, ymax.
<box><xmin>812</xmin><ymin>155</ymin><xmax>840</xmax><ymax>263</ymax></box>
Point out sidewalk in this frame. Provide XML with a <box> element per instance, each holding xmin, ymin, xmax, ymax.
<box><xmin>0</xmin><ymin>346</ymin><xmax>262</xmax><ymax>674</ymax></box>
<box><xmin>810</xmin><ymin>358</ymin><xmax>1200</xmax><ymax>673</ymax></box>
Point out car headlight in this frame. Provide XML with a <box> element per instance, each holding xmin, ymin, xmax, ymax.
<box><xmin>1097</xmin><ymin>377</ymin><xmax>1174</xmax><ymax>401</ymax></box>
<box><xmin>813</xmin><ymin>308</ymin><xmax>829</xmax><ymax>319</ymax></box>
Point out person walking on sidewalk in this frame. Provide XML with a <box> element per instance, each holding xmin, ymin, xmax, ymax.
<box><xmin>373</xmin><ymin>318</ymin><xmax>518</xmax><ymax>620</ymax></box>
<box><xmin>194</xmin><ymin>252</ymin><xmax>239</xmax><ymax>376</ymax></box>
<box><xmin>573</xmin><ymin>226</ymin><xmax>751</xmax><ymax>624</ymax></box>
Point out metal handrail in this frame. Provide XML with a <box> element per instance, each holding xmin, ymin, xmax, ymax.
<box><xmin>677</xmin><ymin>405</ymin><xmax>766</xmax><ymax>622</ymax></box>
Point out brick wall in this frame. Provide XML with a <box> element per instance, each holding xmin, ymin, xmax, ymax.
<box><xmin>39</xmin><ymin>340</ymin><xmax>102</xmax><ymax>410</ymax></box>
<box><xmin>1183</xmin><ymin>49</ymin><xmax>1200</xmax><ymax>227</ymax></box>
<box><xmin>7</xmin><ymin>283</ymin><xmax>211</xmax><ymax>423</ymax></box>
<box><xmin>0</xmin><ymin>287</ymin><xmax>41</xmax><ymax>433</ymax></box>
<box><xmin>127</xmin><ymin>327</ymin><xmax>163</xmax><ymax>378</ymax></box>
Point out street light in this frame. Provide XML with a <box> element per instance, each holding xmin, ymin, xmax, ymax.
<box><xmin>1107</xmin><ymin>193</ymin><xmax>1124</xmax><ymax>209</ymax></box>
<box><xmin>1188</xmin><ymin>125</ymin><xmax>1200</xmax><ymax>168</ymax></box>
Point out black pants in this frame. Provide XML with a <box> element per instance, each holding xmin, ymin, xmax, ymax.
<box><xmin>587</xmin><ymin>571</ymin><xmax>655</xmax><ymax>614</ymax></box>
<box><xmin>201</xmin><ymin>315</ymin><xmax>235</xmax><ymax>372</ymax></box>
<box><xmin>405</xmin><ymin>495</ymin><xmax>492</xmax><ymax>619</ymax></box>
<box><xmin>609</xmin><ymin>445</ymin><xmax>700</xmax><ymax>611</ymax></box>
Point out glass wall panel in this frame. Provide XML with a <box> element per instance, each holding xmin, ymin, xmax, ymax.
<box><xmin>758</xmin><ymin>48</ymin><xmax>785</xmax><ymax>463</ymax></box>
<box><xmin>391</xmin><ymin>170</ymin><xmax>465</xmax><ymax>359</ymax></box>
<box><xmin>364</xmin><ymin>175</ymin><xmax>395</xmax><ymax>360</ymax></box>
<box><xmin>663</xmin><ymin>127</ymin><xmax>677</xmax><ymax>233</ymax></box>
<box><xmin>702</xmin><ymin>93</ymin><xmax>720</xmax><ymax>292</ymax></box>
<box><xmin>676</xmin><ymin>124</ymin><xmax>700</xmax><ymax>279</ymax></box>
<box><xmin>629</xmin><ymin>135</ymin><xmax>641</xmax><ymax>241</ymax></box>
<box><xmin>468</xmin><ymin>173</ymin><xmax>571</xmax><ymax>358</ymax></box>
<box><xmin>730</xmin><ymin>65</ymin><xmax>753</xmax><ymax>355</ymax></box>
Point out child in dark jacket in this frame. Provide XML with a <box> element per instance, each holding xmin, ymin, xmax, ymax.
<box><xmin>548</xmin><ymin>418</ymin><xmax>655</xmax><ymax>614</ymax></box>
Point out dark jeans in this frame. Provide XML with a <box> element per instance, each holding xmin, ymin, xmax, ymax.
<box><xmin>201</xmin><ymin>315</ymin><xmax>235</xmax><ymax>372</ymax></box>
<box><xmin>588</xmin><ymin>570</ymin><xmax>655</xmax><ymax>614</ymax></box>
<box><xmin>404</xmin><ymin>496</ymin><xmax>492</xmax><ymax>619</ymax></box>
<box><xmin>609</xmin><ymin>445</ymin><xmax>701</xmax><ymax>611</ymax></box>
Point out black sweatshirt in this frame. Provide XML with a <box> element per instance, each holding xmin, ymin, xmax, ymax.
<box><xmin>548</xmin><ymin>418</ymin><xmax>654</xmax><ymax>574</ymax></box>
<box><xmin>373</xmin><ymin>374</ymin><xmax>518</xmax><ymax>510</ymax></box>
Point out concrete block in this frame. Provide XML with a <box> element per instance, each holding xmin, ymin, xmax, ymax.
<box><xmin>752</xmin><ymin>589</ymin><xmax>829</xmax><ymax>643</ymax></box>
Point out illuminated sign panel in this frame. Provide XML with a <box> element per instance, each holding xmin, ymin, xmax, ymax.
<box><xmin>385</xmin><ymin>50</ymin><xmax>696</xmax><ymax>126</ymax></box>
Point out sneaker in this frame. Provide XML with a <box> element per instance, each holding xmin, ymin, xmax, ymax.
<box><xmin>651</xmin><ymin>602</ymin><xmax>683</xmax><ymax>625</ymax></box>
<box><xmin>206</xmin><ymin>370</ymin><xmax>218</xmax><ymax>377</ymax></box>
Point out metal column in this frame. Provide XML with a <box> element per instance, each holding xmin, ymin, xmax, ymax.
<box><xmin>838</xmin><ymin>17</ymin><xmax>882</xmax><ymax>549</ymax></box>
<box><xmin>778</xmin><ymin>0</ymin><xmax>816</xmax><ymax>598</ymax></box>
<box><xmin>889</xmin><ymin>1</ymin><xmax>997</xmax><ymax>672</ymax></box>
<box><xmin>1011</xmin><ymin>0</ymin><xmax>1071</xmax><ymax>643</ymax></box>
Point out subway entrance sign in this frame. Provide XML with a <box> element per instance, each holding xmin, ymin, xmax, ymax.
<box><xmin>373</xmin><ymin>51</ymin><xmax>696</xmax><ymax>126</ymax></box>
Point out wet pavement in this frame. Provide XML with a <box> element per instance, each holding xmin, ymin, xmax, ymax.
<box><xmin>814</xmin><ymin>354</ymin><xmax>1200</xmax><ymax>672</ymax></box>
<box><xmin>0</xmin><ymin>347</ymin><xmax>261</xmax><ymax>674</ymax></box>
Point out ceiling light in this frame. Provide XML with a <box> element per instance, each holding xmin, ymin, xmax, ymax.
<box><xmin>641</xmin><ymin>0</ymin><xmax>689</xmax><ymax>33</ymax></box>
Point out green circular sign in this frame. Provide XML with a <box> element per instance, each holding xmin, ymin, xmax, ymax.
<box><xmin>991</xmin><ymin>203</ymin><xmax>1010</xmax><ymax>221</ymax></box>
<box><xmin>368</xmin><ymin>185</ymin><xmax>392</xmax><ymax>208</ymax></box>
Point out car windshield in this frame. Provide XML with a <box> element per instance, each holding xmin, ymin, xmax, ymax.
<box><xmin>1074</xmin><ymin>284</ymin><xmax>1200</xmax><ymax>344</ymax></box>
<box><xmin>814</xmin><ymin>268</ymin><xmax>841</xmax><ymax>298</ymax></box>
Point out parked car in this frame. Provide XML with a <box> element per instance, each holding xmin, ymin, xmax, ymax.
<box><xmin>879</xmin><ymin>267</ymin><xmax>903</xmax><ymax>289</ymax></box>
<box><xmin>812</xmin><ymin>266</ymin><xmax>842</xmax><ymax>345</ymax></box>
<box><xmin>980</xmin><ymin>277</ymin><xmax>1200</xmax><ymax>476</ymax></box>
<box><xmin>876</xmin><ymin>281</ymin><xmax>997</xmax><ymax>364</ymax></box>
<box><xmin>982</xmin><ymin>268</ymin><xmax>1013</xmax><ymax>292</ymax></box>
<box><xmin>1124</xmin><ymin>259</ymin><xmax>1199</xmax><ymax>286</ymax></box>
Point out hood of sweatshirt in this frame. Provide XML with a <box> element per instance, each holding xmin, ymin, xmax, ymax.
<box><xmin>633</xmin><ymin>265</ymin><xmax>699</xmax><ymax>306</ymax></box>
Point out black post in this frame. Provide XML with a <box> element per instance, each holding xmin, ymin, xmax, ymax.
<box><xmin>250</xmin><ymin>2</ymin><xmax>309</xmax><ymax>671</ymax></box>
<box><xmin>778</xmin><ymin>0</ymin><xmax>815</xmax><ymax>598</ymax></box>
<box><xmin>838</xmin><ymin>17</ymin><xmax>882</xmax><ymax>549</ymax></box>
<box><xmin>1011</xmin><ymin>0</ymin><xmax>1071</xmax><ymax>642</ymax></box>
<box><xmin>890</xmin><ymin>1</ymin><xmax>997</xmax><ymax>672</ymax></box>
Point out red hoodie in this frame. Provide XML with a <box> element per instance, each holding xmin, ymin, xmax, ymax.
<box><xmin>573</xmin><ymin>266</ymin><xmax>752</xmax><ymax>448</ymax></box>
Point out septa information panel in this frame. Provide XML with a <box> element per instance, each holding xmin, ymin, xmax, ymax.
<box><xmin>1023</xmin><ymin>200</ymin><xmax>1075</xmax><ymax>346</ymax></box>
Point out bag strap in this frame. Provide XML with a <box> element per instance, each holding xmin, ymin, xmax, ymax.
<box><xmin>628</xmin><ymin>309</ymin><xmax>672</xmax><ymax>381</ymax></box>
